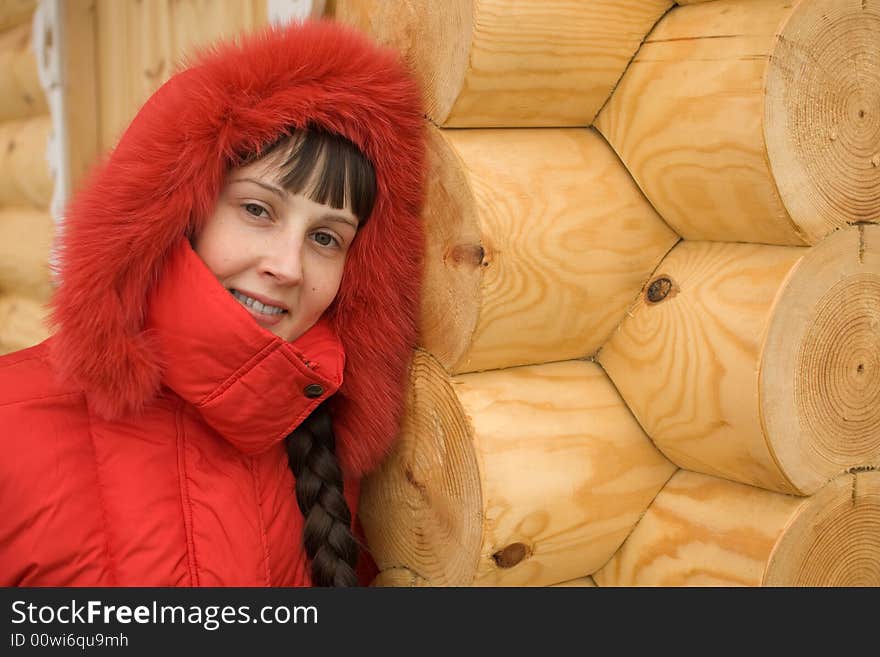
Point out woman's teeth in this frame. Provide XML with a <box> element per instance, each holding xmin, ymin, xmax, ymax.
<box><xmin>230</xmin><ymin>290</ymin><xmax>287</xmax><ymax>315</ymax></box>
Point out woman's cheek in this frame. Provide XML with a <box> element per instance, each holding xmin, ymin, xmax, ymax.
<box><xmin>311</xmin><ymin>252</ymin><xmax>346</xmax><ymax>292</ymax></box>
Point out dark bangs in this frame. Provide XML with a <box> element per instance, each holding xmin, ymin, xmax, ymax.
<box><xmin>244</xmin><ymin>128</ymin><xmax>377</xmax><ymax>225</ymax></box>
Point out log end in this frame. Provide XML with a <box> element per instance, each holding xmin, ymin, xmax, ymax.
<box><xmin>358</xmin><ymin>349</ymin><xmax>483</xmax><ymax>585</ymax></box>
<box><xmin>762</xmin><ymin>225</ymin><xmax>880</xmax><ymax>494</ymax></box>
<box><xmin>419</xmin><ymin>127</ymin><xmax>483</xmax><ymax>372</ymax></box>
<box><xmin>765</xmin><ymin>0</ymin><xmax>880</xmax><ymax>242</ymax></box>
<box><xmin>332</xmin><ymin>0</ymin><xmax>472</xmax><ymax>124</ymax></box>
<box><xmin>765</xmin><ymin>470</ymin><xmax>880</xmax><ymax>586</ymax></box>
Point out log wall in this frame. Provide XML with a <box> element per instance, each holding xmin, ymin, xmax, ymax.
<box><xmin>596</xmin><ymin>0</ymin><xmax>880</xmax><ymax>245</ymax></box>
<box><xmin>334</xmin><ymin>0</ymin><xmax>673</xmax><ymax>127</ymax></box>
<box><xmin>595</xmin><ymin>469</ymin><xmax>880</xmax><ymax>586</ymax></box>
<box><xmin>599</xmin><ymin>225</ymin><xmax>880</xmax><ymax>496</ymax></box>
<box><xmin>0</xmin><ymin>2</ymin><xmax>51</xmax><ymax>354</ymax></box>
<box><xmin>359</xmin><ymin>351</ymin><xmax>676</xmax><ymax>587</ymax></box>
<box><xmin>336</xmin><ymin>0</ymin><xmax>880</xmax><ymax>587</ymax></box>
<box><xmin>421</xmin><ymin>125</ymin><xmax>677</xmax><ymax>373</ymax></box>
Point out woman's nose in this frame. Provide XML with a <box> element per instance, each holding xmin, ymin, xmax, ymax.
<box><xmin>261</xmin><ymin>237</ymin><xmax>304</xmax><ymax>286</ymax></box>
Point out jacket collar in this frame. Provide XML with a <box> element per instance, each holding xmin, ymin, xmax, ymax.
<box><xmin>144</xmin><ymin>239</ymin><xmax>345</xmax><ymax>455</ymax></box>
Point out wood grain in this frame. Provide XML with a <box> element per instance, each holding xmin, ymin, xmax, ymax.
<box><xmin>0</xmin><ymin>115</ymin><xmax>53</xmax><ymax>209</ymax></box>
<box><xmin>0</xmin><ymin>207</ymin><xmax>53</xmax><ymax>300</ymax></box>
<box><xmin>0</xmin><ymin>0</ymin><xmax>36</xmax><ymax>31</ymax></box>
<box><xmin>599</xmin><ymin>227</ymin><xmax>880</xmax><ymax>495</ymax></box>
<box><xmin>0</xmin><ymin>20</ymin><xmax>48</xmax><ymax>122</ymax></box>
<box><xmin>96</xmin><ymin>0</ymin><xmax>267</xmax><ymax>152</ymax></box>
<box><xmin>334</xmin><ymin>0</ymin><xmax>672</xmax><ymax>126</ymax></box>
<box><xmin>597</xmin><ymin>0</ymin><xmax>879</xmax><ymax>245</ymax></box>
<box><xmin>358</xmin><ymin>351</ymin><xmax>676</xmax><ymax>586</ymax></box>
<box><xmin>595</xmin><ymin>469</ymin><xmax>880</xmax><ymax>586</ymax></box>
<box><xmin>764</xmin><ymin>0</ymin><xmax>880</xmax><ymax>240</ymax></box>
<box><xmin>761</xmin><ymin>225</ymin><xmax>880</xmax><ymax>494</ymax></box>
<box><xmin>359</xmin><ymin>349</ymin><xmax>484</xmax><ymax>587</ymax></box>
<box><xmin>764</xmin><ymin>469</ymin><xmax>880</xmax><ymax>586</ymax></box>
<box><xmin>598</xmin><ymin>239</ymin><xmax>807</xmax><ymax>493</ymax></box>
<box><xmin>0</xmin><ymin>293</ymin><xmax>49</xmax><ymax>355</ymax></box>
<box><xmin>421</xmin><ymin>126</ymin><xmax>678</xmax><ymax>374</ymax></box>
<box><xmin>62</xmin><ymin>0</ymin><xmax>100</xmax><ymax>195</ymax></box>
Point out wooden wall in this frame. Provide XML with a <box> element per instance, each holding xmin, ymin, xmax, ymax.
<box><xmin>332</xmin><ymin>0</ymin><xmax>880</xmax><ymax>587</ymax></box>
<box><xmin>0</xmin><ymin>0</ymin><xmax>51</xmax><ymax>353</ymax></box>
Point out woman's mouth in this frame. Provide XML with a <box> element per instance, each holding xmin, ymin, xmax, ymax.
<box><xmin>229</xmin><ymin>289</ymin><xmax>288</xmax><ymax>327</ymax></box>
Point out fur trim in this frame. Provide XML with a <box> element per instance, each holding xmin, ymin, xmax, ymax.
<box><xmin>49</xmin><ymin>20</ymin><xmax>425</xmax><ymax>478</ymax></box>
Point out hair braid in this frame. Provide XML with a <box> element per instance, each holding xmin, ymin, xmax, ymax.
<box><xmin>286</xmin><ymin>401</ymin><xmax>360</xmax><ymax>586</ymax></box>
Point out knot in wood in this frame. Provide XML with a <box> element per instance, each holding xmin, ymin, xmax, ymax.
<box><xmin>448</xmin><ymin>244</ymin><xmax>486</xmax><ymax>269</ymax></box>
<box><xmin>646</xmin><ymin>277</ymin><xmax>673</xmax><ymax>304</ymax></box>
<box><xmin>492</xmin><ymin>542</ymin><xmax>529</xmax><ymax>569</ymax></box>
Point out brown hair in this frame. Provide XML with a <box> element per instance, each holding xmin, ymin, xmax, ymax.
<box><xmin>241</xmin><ymin>126</ymin><xmax>377</xmax><ymax>223</ymax></box>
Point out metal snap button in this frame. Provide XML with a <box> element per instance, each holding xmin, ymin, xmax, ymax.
<box><xmin>304</xmin><ymin>383</ymin><xmax>324</xmax><ymax>398</ymax></box>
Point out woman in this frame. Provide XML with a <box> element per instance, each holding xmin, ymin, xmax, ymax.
<box><xmin>0</xmin><ymin>20</ymin><xmax>425</xmax><ymax>586</ymax></box>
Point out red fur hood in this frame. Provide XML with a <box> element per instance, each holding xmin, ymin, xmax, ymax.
<box><xmin>48</xmin><ymin>20</ymin><xmax>426</xmax><ymax>478</ymax></box>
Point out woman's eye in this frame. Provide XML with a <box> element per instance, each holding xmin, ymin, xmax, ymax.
<box><xmin>312</xmin><ymin>231</ymin><xmax>338</xmax><ymax>247</ymax></box>
<box><xmin>244</xmin><ymin>203</ymin><xmax>269</xmax><ymax>219</ymax></box>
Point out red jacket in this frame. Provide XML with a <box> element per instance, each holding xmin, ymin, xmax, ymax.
<box><xmin>0</xmin><ymin>21</ymin><xmax>425</xmax><ymax>586</ymax></box>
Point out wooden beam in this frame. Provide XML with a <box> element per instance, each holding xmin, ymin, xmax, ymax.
<box><xmin>599</xmin><ymin>225</ymin><xmax>880</xmax><ymax>495</ymax></box>
<box><xmin>0</xmin><ymin>0</ymin><xmax>36</xmax><ymax>31</ymax></box>
<box><xmin>62</xmin><ymin>0</ymin><xmax>100</xmax><ymax>194</ymax></box>
<box><xmin>0</xmin><ymin>292</ymin><xmax>49</xmax><ymax>355</ymax></box>
<box><xmin>597</xmin><ymin>0</ymin><xmax>880</xmax><ymax>245</ymax></box>
<box><xmin>0</xmin><ymin>115</ymin><xmax>52</xmax><ymax>208</ymax></box>
<box><xmin>421</xmin><ymin>126</ymin><xmax>678</xmax><ymax>374</ymax></box>
<box><xmin>333</xmin><ymin>0</ymin><xmax>673</xmax><ymax>127</ymax></box>
<box><xmin>595</xmin><ymin>469</ymin><xmax>880</xmax><ymax>586</ymax></box>
<box><xmin>359</xmin><ymin>352</ymin><xmax>676</xmax><ymax>586</ymax></box>
<box><xmin>0</xmin><ymin>207</ymin><xmax>53</xmax><ymax>300</ymax></box>
<box><xmin>0</xmin><ymin>21</ymin><xmax>48</xmax><ymax>122</ymax></box>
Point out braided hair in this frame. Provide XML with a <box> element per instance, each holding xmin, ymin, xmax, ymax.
<box><xmin>286</xmin><ymin>402</ymin><xmax>359</xmax><ymax>586</ymax></box>
<box><xmin>238</xmin><ymin>127</ymin><xmax>376</xmax><ymax>586</ymax></box>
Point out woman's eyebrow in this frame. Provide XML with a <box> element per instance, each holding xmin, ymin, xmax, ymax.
<box><xmin>230</xmin><ymin>177</ymin><xmax>287</xmax><ymax>198</ymax></box>
<box><xmin>322</xmin><ymin>214</ymin><xmax>359</xmax><ymax>229</ymax></box>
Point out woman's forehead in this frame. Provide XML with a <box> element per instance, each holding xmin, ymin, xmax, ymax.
<box><xmin>233</xmin><ymin>149</ymin><xmax>290</xmax><ymax>182</ymax></box>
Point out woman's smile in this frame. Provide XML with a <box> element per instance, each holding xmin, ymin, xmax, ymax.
<box><xmin>229</xmin><ymin>288</ymin><xmax>289</xmax><ymax>327</ymax></box>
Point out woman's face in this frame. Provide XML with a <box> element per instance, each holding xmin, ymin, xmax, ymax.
<box><xmin>192</xmin><ymin>156</ymin><xmax>359</xmax><ymax>342</ymax></box>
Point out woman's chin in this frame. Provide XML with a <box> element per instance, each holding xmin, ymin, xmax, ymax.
<box><xmin>274</xmin><ymin>318</ymin><xmax>314</xmax><ymax>343</ymax></box>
